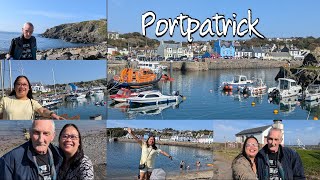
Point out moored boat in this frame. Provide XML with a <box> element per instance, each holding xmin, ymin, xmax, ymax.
<box><xmin>127</xmin><ymin>90</ymin><xmax>183</xmax><ymax>106</ymax></box>
<box><xmin>268</xmin><ymin>78</ymin><xmax>302</xmax><ymax>99</ymax></box>
<box><xmin>239</xmin><ymin>78</ymin><xmax>267</xmax><ymax>95</ymax></box>
<box><xmin>107</xmin><ymin>68</ymin><xmax>162</xmax><ymax>92</ymax></box>
<box><xmin>221</xmin><ymin>75</ymin><xmax>253</xmax><ymax>91</ymax></box>
<box><xmin>299</xmin><ymin>84</ymin><xmax>320</xmax><ymax>101</ymax></box>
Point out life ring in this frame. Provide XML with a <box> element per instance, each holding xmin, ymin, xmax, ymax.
<box><xmin>113</xmin><ymin>75</ymin><xmax>120</xmax><ymax>81</ymax></box>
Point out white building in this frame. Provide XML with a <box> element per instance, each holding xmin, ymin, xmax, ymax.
<box><xmin>235</xmin><ymin>120</ymin><xmax>284</xmax><ymax>146</ymax></box>
<box><xmin>31</xmin><ymin>82</ymin><xmax>51</xmax><ymax>93</ymax></box>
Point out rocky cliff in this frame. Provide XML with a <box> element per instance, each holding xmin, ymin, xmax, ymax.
<box><xmin>41</xmin><ymin>19</ymin><xmax>107</xmax><ymax>43</ymax></box>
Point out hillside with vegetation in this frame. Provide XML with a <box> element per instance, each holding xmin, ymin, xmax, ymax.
<box><xmin>42</xmin><ymin>19</ymin><xmax>107</xmax><ymax>43</ymax></box>
<box><xmin>241</xmin><ymin>37</ymin><xmax>320</xmax><ymax>51</ymax></box>
<box><xmin>108</xmin><ymin>32</ymin><xmax>159</xmax><ymax>48</ymax></box>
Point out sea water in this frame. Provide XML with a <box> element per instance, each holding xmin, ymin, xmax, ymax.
<box><xmin>0</xmin><ymin>31</ymin><xmax>91</xmax><ymax>53</ymax></box>
<box><xmin>108</xmin><ymin>68</ymin><xmax>314</xmax><ymax>120</ymax></box>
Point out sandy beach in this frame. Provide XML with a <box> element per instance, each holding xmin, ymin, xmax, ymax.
<box><xmin>0</xmin><ymin>128</ymin><xmax>107</xmax><ymax>179</ymax></box>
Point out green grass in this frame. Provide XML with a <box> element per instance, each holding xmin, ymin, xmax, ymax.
<box><xmin>214</xmin><ymin>149</ymin><xmax>241</xmax><ymax>162</ymax></box>
<box><xmin>296</xmin><ymin>149</ymin><xmax>320</xmax><ymax>177</ymax></box>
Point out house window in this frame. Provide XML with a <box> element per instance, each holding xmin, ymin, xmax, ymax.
<box><xmin>167</xmin><ymin>48</ymin><xmax>172</xmax><ymax>53</ymax></box>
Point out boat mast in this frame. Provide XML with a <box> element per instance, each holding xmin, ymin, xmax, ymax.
<box><xmin>0</xmin><ymin>61</ymin><xmax>4</xmax><ymax>97</ymax></box>
<box><xmin>9</xmin><ymin>60</ymin><xmax>12</xmax><ymax>91</ymax></box>
<box><xmin>52</xmin><ymin>68</ymin><xmax>56</xmax><ymax>95</ymax></box>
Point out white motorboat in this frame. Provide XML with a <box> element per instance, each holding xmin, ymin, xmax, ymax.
<box><xmin>239</xmin><ymin>78</ymin><xmax>267</xmax><ymax>95</ymax></box>
<box><xmin>127</xmin><ymin>101</ymin><xmax>180</xmax><ymax>115</ymax></box>
<box><xmin>268</xmin><ymin>78</ymin><xmax>302</xmax><ymax>99</ymax></box>
<box><xmin>94</xmin><ymin>90</ymin><xmax>105</xmax><ymax>96</ymax></box>
<box><xmin>299</xmin><ymin>84</ymin><xmax>320</xmax><ymax>101</ymax></box>
<box><xmin>137</xmin><ymin>61</ymin><xmax>167</xmax><ymax>73</ymax></box>
<box><xmin>127</xmin><ymin>90</ymin><xmax>182</xmax><ymax>105</ymax></box>
<box><xmin>65</xmin><ymin>93</ymin><xmax>86</xmax><ymax>101</ymax></box>
<box><xmin>221</xmin><ymin>75</ymin><xmax>253</xmax><ymax>90</ymax></box>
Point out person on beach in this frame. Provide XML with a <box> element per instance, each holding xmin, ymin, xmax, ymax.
<box><xmin>256</xmin><ymin>128</ymin><xmax>305</xmax><ymax>180</ymax></box>
<box><xmin>0</xmin><ymin>120</ymin><xmax>63</xmax><ymax>180</ymax></box>
<box><xmin>6</xmin><ymin>22</ymin><xmax>37</xmax><ymax>60</ymax></box>
<box><xmin>196</xmin><ymin>161</ymin><xmax>201</xmax><ymax>170</ymax></box>
<box><xmin>127</xmin><ymin>128</ymin><xmax>173</xmax><ymax>180</ymax></box>
<box><xmin>0</xmin><ymin>75</ymin><xmax>64</xmax><ymax>120</ymax></box>
<box><xmin>58</xmin><ymin>124</ymin><xmax>94</xmax><ymax>180</ymax></box>
<box><xmin>180</xmin><ymin>160</ymin><xmax>185</xmax><ymax>170</ymax></box>
<box><xmin>232</xmin><ymin>136</ymin><xmax>259</xmax><ymax>180</ymax></box>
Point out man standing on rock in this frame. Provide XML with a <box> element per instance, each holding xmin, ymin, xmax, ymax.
<box><xmin>256</xmin><ymin>127</ymin><xmax>305</xmax><ymax>180</ymax></box>
<box><xmin>6</xmin><ymin>22</ymin><xmax>37</xmax><ymax>60</ymax></box>
<box><xmin>0</xmin><ymin>120</ymin><xmax>63</xmax><ymax>180</ymax></box>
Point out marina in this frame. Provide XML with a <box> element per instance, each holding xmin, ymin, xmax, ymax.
<box><xmin>108</xmin><ymin>68</ymin><xmax>320</xmax><ymax>120</ymax></box>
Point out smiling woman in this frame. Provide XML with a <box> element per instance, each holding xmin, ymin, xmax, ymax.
<box><xmin>58</xmin><ymin>124</ymin><xmax>94</xmax><ymax>180</ymax></box>
<box><xmin>232</xmin><ymin>136</ymin><xmax>259</xmax><ymax>180</ymax></box>
<box><xmin>0</xmin><ymin>75</ymin><xmax>64</xmax><ymax>120</ymax></box>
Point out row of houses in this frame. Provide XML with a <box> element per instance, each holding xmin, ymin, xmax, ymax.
<box><xmin>123</xmin><ymin>128</ymin><xmax>214</xmax><ymax>144</ymax></box>
<box><xmin>108</xmin><ymin>39</ymin><xmax>310</xmax><ymax>61</ymax></box>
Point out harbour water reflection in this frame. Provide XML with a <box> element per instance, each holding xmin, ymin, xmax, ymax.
<box><xmin>108</xmin><ymin>68</ymin><xmax>317</xmax><ymax>120</ymax></box>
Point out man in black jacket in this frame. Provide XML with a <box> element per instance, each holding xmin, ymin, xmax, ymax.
<box><xmin>256</xmin><ymin>127</ymin><xmax>305</xmax><ymax>180</ymax></box>
<box><xmin>6</xmin><ymin>22</ymin><xmax>37</xmax><ymax>60</ymax></box>
<box><xmin>0</xmin><ymin>120</ymin><xmax>63</xmax><ymax>180</ymax></box>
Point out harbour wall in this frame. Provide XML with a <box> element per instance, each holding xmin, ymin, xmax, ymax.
<box><xmin>107</xmin><ymin>59</ymin><xmax>302</xmax><ymax>79</ymax></box>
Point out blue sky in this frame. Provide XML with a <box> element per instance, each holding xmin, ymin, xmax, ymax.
<box><xmin>2</xmin><ymin>60</ymin><xmax>106</xmax><ymax>87</ymax></box>
<box><xmin>107</xmin><ymin>120</ymin><xmax>213</xmax><ymax>131</ymax></box>
<box><xmin>213</xmin><ymin>120</ymin><xmax>320</xmax><ymax>145</ymax></box>
<box><xmin>0</xmin><ymin>0</ymin><xmax>106</xmax><ymax>33</ymax></box>
<box><xmin>108</xmin><ymin>0</ymin><xmax>320</xmax><ymax>41</ymax></box>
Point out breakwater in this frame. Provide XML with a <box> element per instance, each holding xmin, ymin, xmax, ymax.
<box><xmin>107</xmin><ymin>59</ymin><xmax>302</xmax><ymax>80</ymax></box>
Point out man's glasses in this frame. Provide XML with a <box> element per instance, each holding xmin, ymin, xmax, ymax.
<box><xmin>245</xmin><ymin>143</ymin><xmax>259</xmax><ymax>147</ymax></box>
<box><xmin>61</xmin><ymin>134</ymin><xmax>79</xmax><ymax>140</ymax></box>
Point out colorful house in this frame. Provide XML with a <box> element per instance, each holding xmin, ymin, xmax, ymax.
<box><xmin>213</xmin><ymin>40</ymin><xmax>235</xmax><ymax>58</ymax></box>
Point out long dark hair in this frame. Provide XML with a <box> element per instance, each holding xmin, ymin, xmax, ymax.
<box><xmin>146</xmin><ymin>136</ymin><xmax>157</xmax><ymax>150</ymax></box>
<box><xmin>59</xmin><ymin>124</ymin><xmax>84</xmax><ymax>168</ymax></box>
<box><xmin>9</xmin><ymin>75</ymin><xmax>33</xmax><ymax>99</ymax></box>
<box><xmin>233</xmin><ymin>136</ymin><xmax>259</xmax><ymax>166</ymax></box>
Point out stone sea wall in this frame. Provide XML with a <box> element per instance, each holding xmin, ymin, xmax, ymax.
<box><xmin>107</xmin><ymin>59</ymin><xmax>303</xmax><ymax>74</ymax></box>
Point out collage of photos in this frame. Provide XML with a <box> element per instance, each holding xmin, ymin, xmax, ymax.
<box><xmin>106</xmin><ymin>0</ymin><xmax>320</xmax><ymax>179</ymax></box>
<box><xmin>0</xmin><ymin>0</ymin><xmax>320</xmax><ymax>180</ymax></box>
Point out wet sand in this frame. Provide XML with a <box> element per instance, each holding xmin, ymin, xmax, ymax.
<box><xmin>0</xmin><ymin>129</ymin><xmax>107</xmax><ymax>179</ymax></box>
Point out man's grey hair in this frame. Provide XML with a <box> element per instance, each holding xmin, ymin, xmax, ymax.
<box><xmin>30</xmin><ymin>120</ymin><xmax>55</xmax><ymax>133</ymax></box>
<box><xmin>267</xmin><ymin>127</ymin><xmax>283</xmax><ymax>140</ymax></box>
<box><xmin>23</xmin><ymin>22</ymin><xmax>34</xmax><ymax>29</ymax></box>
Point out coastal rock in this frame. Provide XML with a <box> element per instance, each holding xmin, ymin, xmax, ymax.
<box><xmin>36</xmin><ymin>44</ymin><xmax>107</xmax><ymax>60</ymax></box>
<box><xmin>42</xmin><ymin>19</ymin><xmax>107</xmax><ymax>44</ymax></box>
<box><xmin>275</xmin><ymin>53</ymin><xmax>320</xmax><ymax>88</ymax></box>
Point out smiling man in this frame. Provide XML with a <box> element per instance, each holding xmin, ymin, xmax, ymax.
<box><xmin>0</xmin><ymin>120</ymin><xmax>63</xmax><ymax>180</ymax></box>
<box><xmin>256</xmin><ymin>128</ymin><xmax>306</xmax><ymax>180</ymax></box>
<box><xmin>6</xmin><ymin>22</ymin><xmax>37</xmax><ymax>60</ymax></box>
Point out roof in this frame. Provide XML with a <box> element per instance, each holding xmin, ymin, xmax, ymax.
<box><xmin>159</xmin><ymin>41</ymin><xmax>182</xmax><ymax>49</ymax></box>
<box><xmin>269</xmin><ymin>52</ymin><xmax>291</xmax><ymax>57</ymax></box>
<box><xmin>252</xmin><ymin>47</ymin><xmax>264</xmax><ymax>53</ymax></box>
<box><xmin>235</xmin><ymin>125</ymin><xmax>271</xmax><ymax>136</ymax></box>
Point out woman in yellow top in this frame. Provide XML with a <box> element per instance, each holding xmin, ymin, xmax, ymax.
<box><xmin>0</xmin><ymin>75</ymin><xmax>64</xmax><ymax>120</ymax></box>
<box><xmin>127</xmin><ymin>128</ymin><xmax>172</xmax><ymax>180</ymax></box>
